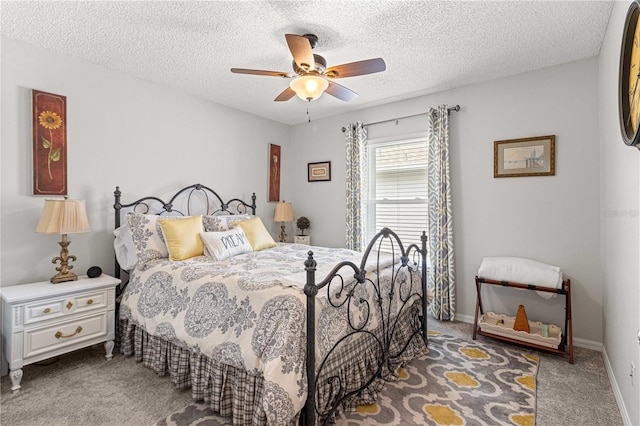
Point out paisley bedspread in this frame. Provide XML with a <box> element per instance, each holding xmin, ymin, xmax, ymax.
<box><xmin>118</xmin><ymin>243</ymin><xmax>423</xmax><ymax>425</ymax></box>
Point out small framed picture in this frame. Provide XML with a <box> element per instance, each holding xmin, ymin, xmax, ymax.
<box><xmin>494</xmin><ymin>135</ymin><xmax>555</xmax><ymax>178</ymax></box>
<box><xmin>308</xmin><ymin>161</ymin><xmax>331</xmax><ymax>182</ymax></box>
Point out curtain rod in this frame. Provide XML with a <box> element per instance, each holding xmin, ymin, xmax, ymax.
<box><xmin>341</xmin><ymin>105</ymin><xmax>460</xmax><ymax>132</ymax></box>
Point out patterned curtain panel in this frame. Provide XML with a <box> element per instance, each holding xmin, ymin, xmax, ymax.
<box><xmin>427</xmin><ymin>105</ymin><xmax>456</xmax><ymax>320</ymax></box>
<box><xmin>345</xmin><ymin>122</ymin><xmax>368</xmax><ymax>251</ymax></box>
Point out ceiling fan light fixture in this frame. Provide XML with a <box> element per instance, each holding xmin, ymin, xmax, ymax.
<box><xmin>289</xmin><ymin>75</ymin><xmax>329</xmax><ymax>101</ymax></box>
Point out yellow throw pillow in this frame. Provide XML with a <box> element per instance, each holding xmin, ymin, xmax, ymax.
<box><xmin>158</xmin><ymin>215</ymin><xmax>204</xmax><ymax>261</ymax></box>
<box><xmin>232</xmin><ymin>216</ymin><xmax>277</xmax><ymax>251</ymax></box>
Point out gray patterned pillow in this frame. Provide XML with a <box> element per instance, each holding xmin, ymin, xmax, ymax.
<box><xmin>127</xmin><ymin>213</ymin><xmax>182</xmax><ymax>266</ymax></box>
<box><xmin>202</xmin><ymin>214</ymin><xmax>252</xmax><ymax>232</ymax></box>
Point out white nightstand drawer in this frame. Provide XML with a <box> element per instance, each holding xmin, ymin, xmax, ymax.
<box><xmin>75</xmin><ymin>291</ymin><xmax>107</xmax><ymax>311</ymax></box>
<box><xmin>24</xmin><ymin>312</ymin><xmax>108</xmax><ymax>359</ymax></box>
<box><xmin>24</xmin><ymin>289</ymin><xmax>108</xmax><ymax>325</ymax></box>
<box><xmin>25</xmin><ymin>299</ymin><xmax>65</xmax><ymax>322</ymax></box>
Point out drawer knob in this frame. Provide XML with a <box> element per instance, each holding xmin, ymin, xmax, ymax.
<box><xmin>66</xmin><ymin>301</ymin><xmax>73</xmax><ymax>310</ymax></box>
<box><xmin>87</xmin><ymin>299</ymin><xmax>93</xmax><ymax>305</ymax></box>
<box><xmin>43</xmin><ymin>308</ymin><xmax>51</xmax><ymax>314</ymax></box>
<box><xmin>55</xmin><ymin>326</ymin><xmax>83</xmax><ymax>339</ymax></box>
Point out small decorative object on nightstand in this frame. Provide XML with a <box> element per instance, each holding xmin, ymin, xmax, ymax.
<box><xmin>0</xmin><ymin>274</ymin><xmax>120</xmax><ymax>392</ymax></box>
<box><xmin>295</xmin><ymin>216</ymin><xmax>311</xmax><ymax>245</ymax></box>
<box><xmin>294</xmin><ymin>235</ymin><xmax>311</xmax><ymax>245</ymax></box>
<box><xmin>274</xmin><ymin>201</ymin><xmax>294</xmax><ymax>243</ymax></box>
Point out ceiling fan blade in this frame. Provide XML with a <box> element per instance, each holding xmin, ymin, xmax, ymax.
<box><xmin>274</xmin><ymin>87</ymin><xmax>296</xmax><ymax>102</ymax></box>
<box><xmin>231</xmin><ymin>68</ymin><xmax>291</xmax><ymax>78</ymax></box>
<box><xmin>285</xmin><ymin>34</ymin><xmax>315</xmax><ymax>72</ymax></box>
<box><xmin>324</xmin><ymin>58</ymin><xmax>386</xmax><ymax>79</ymax></box>
<box><xmin>325</xmin><ymin>81</ymin><xmax>358</xmax><ymax>102</ymax></box>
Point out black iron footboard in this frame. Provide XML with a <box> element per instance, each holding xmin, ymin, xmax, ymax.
<box><xmin>303</xmin><ymin>228</ymin><xmax>428</xmax><ymax>425</ymax></box>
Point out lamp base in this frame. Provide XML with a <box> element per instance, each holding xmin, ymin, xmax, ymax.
<box><xmin>51</xmin><ymin>271</ymin><xmax>78</xmax><ymax>284</ymax></box>
<box><xmin>279</xmin><ymin>224</ymin><xmax>287</xmax><ymax>243</ymax></box>
<box><xmin>50</xmin><ymin>234</ymin><xmax>78</xmax><ymax>284</ymax></box>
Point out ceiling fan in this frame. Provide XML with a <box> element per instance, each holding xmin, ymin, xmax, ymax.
<box><xmin>231</xmin><ymin>34</ymin><xmax>386</xmax><ymax>103</ymax></box>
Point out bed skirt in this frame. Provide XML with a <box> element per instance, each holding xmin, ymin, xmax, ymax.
<box><xmin>118</xmin><ymin>306</ymin><xmax>425</xmax><ymax>425</ymax></box>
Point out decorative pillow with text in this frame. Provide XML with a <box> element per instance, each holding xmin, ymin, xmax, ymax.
<box><xmin>200</xmin><ymin>227</ymin><xmax>253</xmax><ymax>261</ymax></box>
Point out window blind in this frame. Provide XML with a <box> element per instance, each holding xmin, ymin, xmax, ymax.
<box><xmin>367</xmin><ymin>137</ymin><xmax>428</xmax><ymax>250</ymax></box>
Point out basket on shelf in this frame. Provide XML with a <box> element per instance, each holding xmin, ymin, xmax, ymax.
<box><xmin>478</xmin><ymin>312</ymin><xmax>561</xmax><ymax>349</ymax></box>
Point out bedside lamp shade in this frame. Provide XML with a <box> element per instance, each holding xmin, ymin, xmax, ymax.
<box><xmin>36</xmin><ymin>198</ymin><xmax>90</xmax><ymax>283</ymax></box>
<box><xmin>274</xmin><ymin>201</ymin><xmax>294</xmax><ymax>223</ymax></box>
<box><xmin>36</xmin><ymin>199</ymin><xmax>90</xmax><ymax>234</ymax></box>
<box><xmin>274</xmin><ymin>201</ymin><xmax>294</xmax><ymax>243</ymax></box>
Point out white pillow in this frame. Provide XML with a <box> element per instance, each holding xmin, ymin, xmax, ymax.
<box><xmin>200</xmin><ymin>228</ymin><xmax>253</xmax><ymax>261</ymax></box>
<box><xmin>113</xmin><ymin>223</ymin><xmax>137</xmax><ymax>271</ymax></box>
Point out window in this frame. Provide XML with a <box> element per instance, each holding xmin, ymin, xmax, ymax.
<box><xmin>367</xmin><ymin>135</ymin><xmax>428</xmax><ymax>251</ymax></box>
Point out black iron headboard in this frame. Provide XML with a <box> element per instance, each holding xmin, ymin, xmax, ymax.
<box><xmin>113</xmin><ymin>183</ymin><xmax>256</xmax><ymax>286</ymax></box>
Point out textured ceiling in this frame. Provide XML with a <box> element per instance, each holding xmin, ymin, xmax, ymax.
<box><xmin>1</xmin><ymin>1</ymin><xmax>613</xmax><ymax>126</ymax></box>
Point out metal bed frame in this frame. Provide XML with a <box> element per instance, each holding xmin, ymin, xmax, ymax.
<box><xmin>113</xmin><ymin>184</ymin><xmax>428</xmax><ymax>425</ymax></box>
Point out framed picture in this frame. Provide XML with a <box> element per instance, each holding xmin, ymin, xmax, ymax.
<box><xmin>308</xmin><ymin>161</ymin><xmax>331</xmax><ymax>182</ymax></box>
<box><xmin>494</xmin><ymin>135</ymin><xmax>555</xmax><ymax>178</ymax></box>
<box><xmin>33</xmin><ymin>90</ymin><xmax>67</xmax><ymax>195</ymax></box>
<box><xmin>268</xmin><ymin>143</ymin><xmax>281</xmax><ymax>202</ymax></box>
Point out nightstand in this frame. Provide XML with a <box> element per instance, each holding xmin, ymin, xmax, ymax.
<box><xmin>1</xmin><ymin>274</ymin><xmax>120</xmax><ymax>392</ymax></box>
<box><xmin>294</xmin><ymin>235</ymin><xmax>311</xmax><ymax>245</ymax></box>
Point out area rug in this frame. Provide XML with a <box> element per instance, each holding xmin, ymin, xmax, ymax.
<box><xmin>154</xmin><ymin>331</ymin><xmax>538</xmax><ymax>426</ymax></box>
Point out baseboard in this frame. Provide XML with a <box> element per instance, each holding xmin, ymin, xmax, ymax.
<box><xmin>453</xmin><ymin>313</ymin><xmax>602</xmax><ymax>350</ymax></box>
<box><xmin>574</xmin><ymin>337</ymin><xmax>602</xmax><ymax>351</ymax></box>
<box><xmin>455</xmin><ymin>313</ymin><xmax>475</xmax><ymax>324</ymax></box>
<box><xmin>602</xmin><ymin>346</ymin><xmax>632</xmax><ymax>425</ymax></box>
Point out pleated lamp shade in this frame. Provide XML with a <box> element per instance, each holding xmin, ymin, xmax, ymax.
<box><xmin>36</xmin><ymin>199</ymin><xmax>90</xmax><ymax>235</ymax></box>
<box><xmin>273</xmin><ymin>201</ymin><xmax>294</xmax><ymax>223</ymax></box>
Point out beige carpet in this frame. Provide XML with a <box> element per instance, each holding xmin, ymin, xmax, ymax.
<box><xmin>0</xmin><ymin>321</ymin><xmax>623</xmax><ymax>426</ymax></box>
<box><xmin>0</xmin><ymin>344</ymin><xmax>194</xmax><ymax>426</ymax></box>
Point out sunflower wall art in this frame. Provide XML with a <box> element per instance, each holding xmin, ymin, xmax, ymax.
<box><xmin>32</xmin><ymin>90</ymin><xmax>67</xmax><ymax>195</ymax></box>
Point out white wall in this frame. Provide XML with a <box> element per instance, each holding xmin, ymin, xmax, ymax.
<box><xmin>598</xmin><ymin>1</ymin><xmax>640</xmax><ymax>424</ymax></box>
<box><xmin>0</xmin><ymin>36</ymin><xmax>293</xmax><ymax>375</ymax></box>
<box><xmin>290</xmin><ymin>58</ymin><xmax>602</xmax><ymax>347</ymax></box>
<box><xmin>1</xmin><ymin>37</ymin><xmax>291</xmax><ymax>290</ymax></box>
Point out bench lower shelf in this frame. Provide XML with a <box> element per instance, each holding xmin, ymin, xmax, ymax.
<box><xmin>478</xmin><ymin>312</ymin><xmax>561</xmax><ymax>349</ymax></box>
<box><xmin>473</xmin><ymin>276</ymin><xmax>574</xmax><ymax>363</ymax></box>
<box><xmin>474</xmin><ymin>329</ymin><xmax>571</xmax><ymax>357</ymax></box>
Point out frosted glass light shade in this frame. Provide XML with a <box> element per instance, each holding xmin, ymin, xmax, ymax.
<box><xmin>36</xmin><ymin>199</ymin><xmax>90</xmax><ymax>234</ymax></box>
<box><xmin>289</xmin><ymin>76</ymin><xmax>329</xmax><ymax>101</ymax></box>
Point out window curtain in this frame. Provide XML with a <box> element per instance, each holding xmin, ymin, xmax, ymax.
<box><xmin>345</xmin><ymin>122</ymin><xmax>368</xmax><ymax>251</ymax></box>
<box><xmin>427</xmin><ymin>105</ymin><xmax>455</xmax><ymax>320</ymax></box>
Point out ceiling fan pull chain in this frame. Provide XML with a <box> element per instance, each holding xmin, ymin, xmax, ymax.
<box><xmin>307</xmin><ymin>104</ymin><xmax>311</xmax><ymax>123</ymax></box>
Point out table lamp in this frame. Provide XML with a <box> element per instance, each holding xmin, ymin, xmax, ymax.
<box><xmin>273</xmin><ymin>201</ymin><xmax>294</xmax><ymax>243</ymax></box>
<box><xmin>36</xmin><ymin>197</ymin><xmax>90</xmax><ymax>283</ymax></box>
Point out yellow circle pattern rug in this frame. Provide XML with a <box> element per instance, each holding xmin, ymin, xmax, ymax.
<box><xmin>336</xmin><ymin>331</ymin><xmax>538</xmax><ymax>425</ymax></box>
